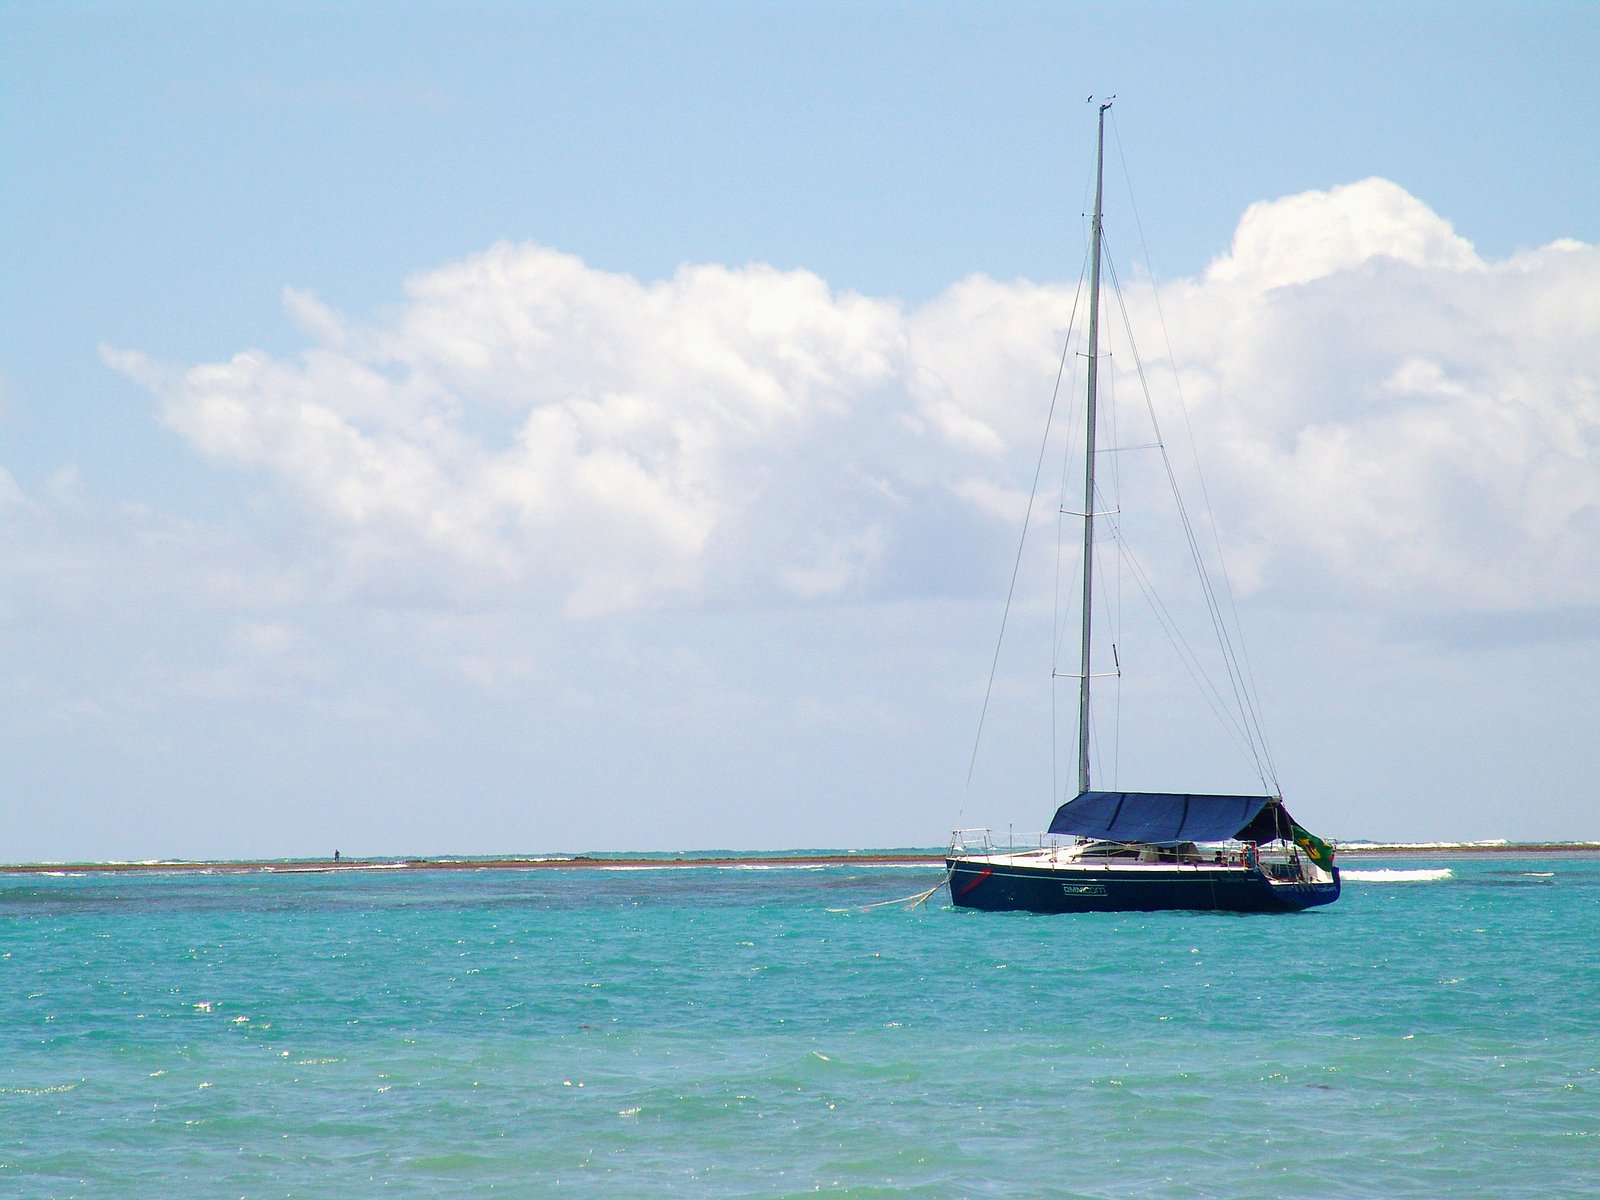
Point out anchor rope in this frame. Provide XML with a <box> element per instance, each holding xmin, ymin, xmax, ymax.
<box><xmin>827</xmin><ymin>867</ymin><xmax>953</xmax><ymax>914</ymax></box>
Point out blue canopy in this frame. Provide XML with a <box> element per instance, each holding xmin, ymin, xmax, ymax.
<box><xmin>1047</xmin><ymin>790</ymin><xmax>1290</xmax><ymax>844</ymax></box>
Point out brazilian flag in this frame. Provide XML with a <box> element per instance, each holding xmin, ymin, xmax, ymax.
<box><xmin>1291</xmin><ymin>824</ymin><xmax>1335</xmax><ymax>872</ymax></box>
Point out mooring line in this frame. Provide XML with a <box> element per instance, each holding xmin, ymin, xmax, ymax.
<box><xmin>827</xmin><ymin>868</ymin><xmax>953</xmax><ymax>914</ymax></box>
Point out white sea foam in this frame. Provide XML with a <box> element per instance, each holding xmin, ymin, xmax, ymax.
<box><xmin>838</xmin><ymin>863</ymin><xmax>942</xmax><ymax>870</ymax></box>
<box><xmin>591</xmin><ymin>864</ymin><xmax>689</xmax><ymax>871</ymax></box>
<box><xmin>592</xmin><ymin>862</ymin><xmax>827</xmax><ymax>872</ymax></box>
<box><xmin>262</xmin><ymin>862</ymin><xmax>410</xmax><ymax>873</ymax></box>
<box><xmin>1342</xmin><ymin>868</ymin><xmax>1454</xmax><ymax>883</ymax></box>
<box><xmin>729</xmin><ymin>863</ymin><xmax>828</xmax><ymax>871</ymax></box>
<box><xmin>590</xmin><ymin>861</ymin><xmax>936</xmax><ymax>872</ymax></box>
<box><xmin>1340</xmin><ymin>840</ymin><xmax>1510</xmax><ymax>851</ymax></box>
<box><xmin>104</xmin><ymin>859</ymin><xmax>186</xmax><ymax>866</ymax></box>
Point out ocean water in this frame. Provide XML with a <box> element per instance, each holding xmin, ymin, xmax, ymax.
<box><xmin>2</xmin><ymin>854</ymin><xmax>1597</xmax><ymax>1199</ymax></box>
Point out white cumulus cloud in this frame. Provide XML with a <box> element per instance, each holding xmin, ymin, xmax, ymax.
<box><xmin>1156</xmin><ymin>184</ymin><xmax>1600</xmax><ymax>613</ymax></box>
<box><xmin>1205</xmin><ymin>177</ymin><xmax>1482</xmax><ymax>291</ymax></box>
<box><xmin>110</xmin><ymin>247</ymin><xmax>937</xmax><ymax>615</ymax></box>
<box><xmin>105</xmin><ymin>181</ymin><xmax>1599</xmax><ymax>624</ymax></box>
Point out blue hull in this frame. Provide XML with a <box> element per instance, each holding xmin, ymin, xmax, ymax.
<box><xmin>947</xmin><ymin>857</ymin><xmax>1340</xmax><ymax>914</ymax></box>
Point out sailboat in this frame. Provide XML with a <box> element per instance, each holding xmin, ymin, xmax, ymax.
<box><xmin>947</xmin><ymin>103</ymin><xmax>1339</xmax><ymax>914</ymax></box>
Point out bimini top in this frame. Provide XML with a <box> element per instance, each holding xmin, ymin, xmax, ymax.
<box><xmin>1047</xmin><ymin>791</ymin><xmax>1296</xmax><ymax>844</ymax></box>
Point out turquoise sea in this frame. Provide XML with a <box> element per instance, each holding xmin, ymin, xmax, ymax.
<box><xmin>3</xmin><ymin>853</ymin><xmax>1597</xmax><ymax>1198</ymax></box>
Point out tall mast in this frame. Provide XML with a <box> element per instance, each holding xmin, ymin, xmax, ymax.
<box><xmin>1077</xmin><ymin>101</ymin><xmax>1111</xmax><ymax>796</ymax></box>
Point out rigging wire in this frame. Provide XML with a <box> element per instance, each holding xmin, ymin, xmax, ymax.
<box><xmin>1051</xmin><ymin>305</ymin><xmax>1089</xmax><ymax>806</ymax></box>
<box><xmin>1106</xmin><ymin>518</ymin><xmax>1271</xmax><ymax>769</ymax></box>
<box><xmin>961</xmin><ymin>240</ymin><xmax>1091</xmax><ymax>814</ymax></box>
<box><xmin>965</xmin><ymin>108</ymin><xmax>1284</xmax><ymax>830</ymax></box>
<box><xmin>1102</xmin><ymin>241</ymin><xmax>1279</xmax><ymax>794</ymax></box>
<box><xmin>1108</xmin><ymin>112</ymin><xmax>1282</xmax><ymax>795</ymax></box>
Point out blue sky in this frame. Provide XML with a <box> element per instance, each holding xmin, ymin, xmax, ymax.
<box><xmin>3</xmin><ymin>1</ymin><xmax>1598</xmax><ymax>860</ymax></box>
